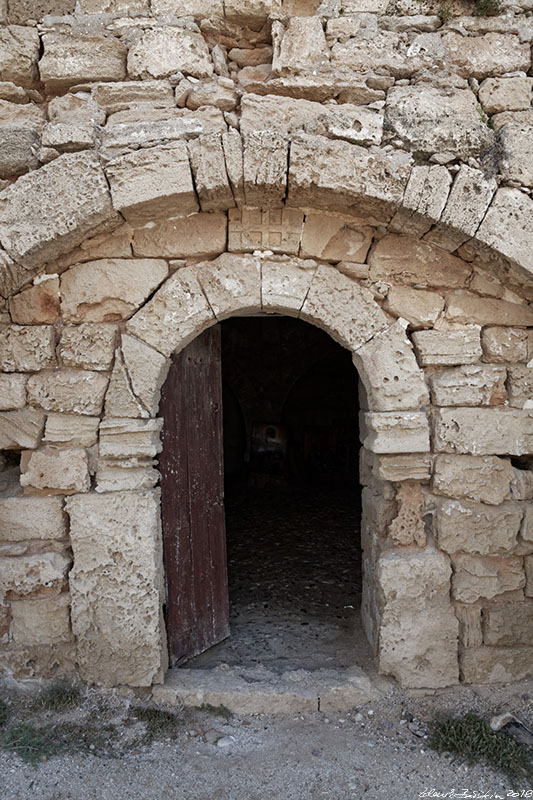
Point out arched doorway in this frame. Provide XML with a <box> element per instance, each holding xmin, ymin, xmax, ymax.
<box><xmin>158</xmin><ymin>314</ymin><xmax>373</xmax><ymax>674</ymax></box>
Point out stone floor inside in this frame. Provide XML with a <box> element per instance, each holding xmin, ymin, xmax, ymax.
<box><xmin>187</xmin><ymin>486</ymin><xmax>374</xmax><ymax>675</ymax></box>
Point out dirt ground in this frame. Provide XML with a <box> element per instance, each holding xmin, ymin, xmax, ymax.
<box><xmin>1</xmin><ymin>676</ymin><xmax>532</xmax><ymax>800</ymax></box>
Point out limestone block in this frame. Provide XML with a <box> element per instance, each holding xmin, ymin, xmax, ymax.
<box><xmin>479</xmin><ymin>77</ymin><xmax>533</xmax><ymax>115</ymax></box>
<box><xmin>353</xmin><ymin>321</ymin><xmax>429</xmax><ymax>412</ymax></box>
<box><xmin>224</xmin><ymin>0</ymin><xmax>276</xmax><ymax>24</ymax></box>
<box><xmin>95</xmin><ymin>458</ymin><xmax>159</xmax><ymax>493</ymax></box>
<box><xmin>429</xmin><ymin>364</ymin><xmax>507</xmax><ymax>407</ymax></box>
<box><xmin>10</xmin><ymin>278</ymin><xmax>61</xmax><ymax>328</ymax></box>
<box><xmin>389</xmin><ymin>165</ymin><xmax>451</xmax><ymax>238</ymax></box>
<box><xmin>287</xmin><ymin>134</ymin><xmax>411</xmax><ymax>224</ymax></box>
<box><xmin>272</xmin><ymin>17</ymin><xmax>329</xmax><ymax>76</ymax></box>
<box><xmin>106</xmin><ymin>143</ymin><xmax>198</xmax><ymax>226</ymax></box>
<box><xmin>300</xmin><ymin>212</ymin><xmax>373</xmax><ymax>263</ymax></box>
<box><xmin>60</xmin><ymin>258</ymin><xmax>168</xmax><ymax>323</ymax></box>
<box><xmin>446</xmin><ymin>294</ymin><xmax>533</xmax><ymax>327</ymax></box>
<box><xmin>0</xmin><ymin>126</ymin><xmax>40</xmax><ymax>178</ymax></box>
<box><xmin>443</xmin><ymin>32</ymin><xmax>531</xmax><ymax>80</ymax></box>
<box><xmin>331</xmin><ymin>32</ymin><xmax>428</xmax><ymax>79</ymax></box>
<box><xmin>526</xmin><ymin>555</ymin><xmax>533</xmax><ymax>597</ymax></box>
<box><xmin>104</xmin><ymin>350</ymin><xmax>146</xmax><ymax>418</ymax></box>
<box><xmin>188</xmin><ymin>134</ymin><xmax>234</xmax><ymax>212</ymax></box>
<box><xmin>0</xmin><ymin>495</ymin><xmax>67</xmax><ymax>541</ymax></box>
<box><xmin>99</xmin><ymin>418</ymin><xmax>163</xmax><ymax>459</ymax></box>
<box><xmin>228</xmin><ymin>207</ymin><xmax>304</xmax><ymax>255</ymax></box>
<box><xmin>499</xmin><ymin>124</ymin><xmax>533</xmax><ymax>188</ymax></box>
<box><xmin>20</xmin><ymin>447</ymin><xmax>90</xmax><ymax>495</ymax></box>
<box><xmin>151</xmin><ymin>0</ymin><xmax>223</xmax><ymax>13</ymax></box>
<box><xmin>261</xmin><ymin>258</ymin><xmax>316</xmax><ymax>315</ymax></box>
<box><xmin>59</xmin><ymin>324</ymin><xmax>117</xmax><ymax>372</ymax></box>
<box><xmin>127</xmin><ymin>27</ymin><xmax>213</xmax><ymax>81</ymax></box>
<box><xmin>120</xmin><ymin>334</ymin><xmax>170</xmax><ymax>418</ymax></box>
<box><xmin>521</xmin><ymin>504</ymin><xmax>533</xmax><ymax>544</ymax></box>
<box><xmin>475</xmin><ymin>188</ymin><xmax>533</xmax><ymax>278</ymax></box>
<box><xmin>433</xmin><ymin>498</ymin><xmax>521</xmax><ymax>555</ymax></box>
<box><xmin>512</xmin><ymin>469</ymin><xmax>533</xmax><ymax>502</ymax></box>
<box><xmin>483</xmin><ymin>603</ymin><xmax>533</xmax><ymax>647</ymax></box>
<box><xmin>384</xmin><ymin>86</ymin><xmax>492</xmax><ymax>159</ymax></box>
<box><xmin>377</xmin><ymin>547</ymin><xmax>458</xmax><ymax>688</ymax></box>
<box><xmin>27</xmin><ymin>370</ymin><xmax>109</xmax><ymax>416</ymax></box>
<box><xmin>100</xmin><ymin>108</ymin><xmax>226</xmax><ymax>157</ymax></box>
<box><xmin>452</xmin><ymin>553</ymin><xmax>525</xmax><ymax>603</ymax></box>
<box><xmin>0</xmin><ymin>26</ymin><xmax>40</xmax><ymax>88</ymax></box>
<box><xmin>196</xmin><ymin>254</ymin><xmax>261</xmax><ymax>320</ymax></box>
<box><xmin>434</xmin><ymin>407</ymin><xmax>533</xmax><ymax>456</ymax></box>
<box><xmin>243</xmin><ymin>132</ymin><xmax>288</xmax><ymax>207</ymax></box>
<box><xmin>454</xmin><ymin>604</ymin><xmax>482</xmax><ymax>648</ymax></box>
<box><xmin>92</xmin><ymin>80</ymin><xmax>174</xmax><ymax>115</ymax></box>
<box><xmin>222</xmin><ymin>130</ymin><xmax>245</xmax><ymax>208</ymax></box>
<box><xmin>132</xmin><ymin>213</ymin><xmax>227</xmax><ymax>260</ymax></box>
<box><xmin>383</xmin><ymin>287</ymin><xmax>444</xmax><ymax>329</ymax></box>
<box><xmin>372</xmin><ymin>454</ymin><xmax>432</xmax><ymax>482</ymax></box>
<box><xmin>10</xmin><ymin>594</ymin><xmax>71</xmax><ymax>646</ymax></box>
<box><xmin>426</xmin><ymin>166</ymin><xmax>497</xmax><ymax>251</ymax></box>
<box><xmin>481</xmin><ymin>327</ymin><xmax>528</xmax><ymax>364</ymax></box>
<box><xmin>66</xmin><ymin>490</ymin><xmax>166</xmax><ymax>686</ymax></box>
<box><xmin>363</xmin><ymin>412</ymin><xmax>430</xmax><ymax>454</ymax></box>
<box><xmin>0</xmin><ymin>152</ymin><xmax>116</xmax><ymax>271</ymax></box>
<box><xmin>301</xmin><ymin>264</ymin><xmax>388</xmax><ymax>351</ymax></box>
<box><xmin>80</xmin><ymin>0</ymin><xmax>147</xmax><ymax>10</ymax></box>
<box><xmin>368</xmin><ymin>235</ymin><xmax>471</xmax><ymax>289</ymax></box>
<box><xmin>43</xmin><ymin>414</ymin><xmax>99</xmax><ymax>448</ymax></box>
<box><xmin>127</xmin><ymin>264</ymin><xmax>212</xmax><ymax>357</ymax></box>
<box><xmin>48</xmin><ymin>94</ymin><xmax>104</xmax><ymax>127</ymax></box>
<box><xmin>432</xmin><ymin>454</ymin><xmax>513</xmax><ymax>506</ymax></box>
<box><xmin>412</xmin><ymin>329</ymin><xmax>482</xmax><ymax>367</ymax></box>
<box><xmin>0</xmin><ymin>100</ymin><xmax>45</xmax><ymax>129</ymax></box>
<box><xmin>0</xmin><ymin>552</ymin><xmax>70</xmax><ymax>598</ymax></box>
<box><xmin>0</xmin><ymin>325</ymin><xmax>56</xmax><ymax>373</ymax></box>
<box><xmin>508</xmin><ymin>365</ymin><xmax>533</xmax><ymax>409</ymax></box>
<box><xmin>41</xmin><ymin>122</ymin><xmax>95</xmax><ymax>153</ymax></box>
<box><xmin>0</xmin><ymin>374</ymin><xmax>26</xmax><ymax>410</ymax></box>
<box><xmin>0</xmin><ymin>641</ymin><xmax>76</xmax><ymax>679</ymax></box>
<box><xmin>388</xmin><ymin>482</ymin><xmax>426</xmax><ymax>547</ymax></box>
<box><xmin>0</xmin><ymin>407</ymin><xmax>45</xmax><ymax>450</ymax></box>
<box><xmin>241</xmin><ymin>94</ymin><xmax>382</xmax><ymax>147</ymax></box>
<box><xmin>0</xmin><ymin>250</ymin><xmax>30</xmax><ymax>300</ymax></box>
<box><xmin>39</xmin><ymin>34</ymin><xmax>127</xmax><ymax>92</ymax></box>
<box><xmin>184</xmin><ymin>78</ymin><xmax>238</xmax><ymax>113</ymax></box>
<box><xmin>460</xmin><ymin>646</ymin><xmax>533</xmax><ymax>683</ymax></box>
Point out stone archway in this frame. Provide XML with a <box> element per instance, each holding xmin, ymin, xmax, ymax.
<box><xmin>60</xmin><ymin>252</ymin><xmax>459</xmax><ymax>691</ymax></box>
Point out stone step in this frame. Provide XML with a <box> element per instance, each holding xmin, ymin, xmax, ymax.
<box><xmin>152</xmin><ymin>664</ymin><xmax>382</xmax><ymax>714</ymax></box>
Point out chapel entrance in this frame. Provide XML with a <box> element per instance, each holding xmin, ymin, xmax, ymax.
<box><xmin>159</xmin><ymin>316</ymin><xmax>366</xmax><ymax>672</ymax></box>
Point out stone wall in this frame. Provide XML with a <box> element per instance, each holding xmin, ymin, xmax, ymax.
<box><xmin>0</xmin><ymin>0</ymin><xmax>532</xmax><ymax>689</ymax></box>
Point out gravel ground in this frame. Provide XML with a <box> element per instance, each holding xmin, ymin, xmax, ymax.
<box><xmin>1</xmin><ymin>678</ymin><xmax>532</xmax><ymax>800</ymax></box>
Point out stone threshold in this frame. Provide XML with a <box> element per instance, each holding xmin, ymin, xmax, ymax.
<box><xmin>152</xmin><ymin>664</ymin><xmax>383</xmax><ymax>714</ymax></box>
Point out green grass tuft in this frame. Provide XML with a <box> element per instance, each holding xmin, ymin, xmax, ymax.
<box><xmin>37</xmin><ymin>681</ymin><xmax>81</xmax><ymax>713</ymax></box>
<box><xmin>0</xmin><ymin>699</ymin><xmax>9</xmax><ymax>727</ymax></box>
<box><xmin>198</xmin><ymin>703</ymin><xmax>233</xmax><ymax>720</ymax></box>
<box><xmin>132</xmin><ymin>706</ymin><xmax>180</xmax><ymax>740</ymax></box>
<box><xmin>0</xmin><ymin>723</ymin><xmax>60</xmax><ymax>764</ymax></box>
<box><xmin>429</xmin><ymin>712</ymin><xmax>533</xmax><ymax>784</ymax></box>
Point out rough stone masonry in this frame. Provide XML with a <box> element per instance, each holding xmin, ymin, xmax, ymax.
<box><xmin>0</xmin><ymin>0</ymin><xmax>532</xmax><ymax>693</ymax></box>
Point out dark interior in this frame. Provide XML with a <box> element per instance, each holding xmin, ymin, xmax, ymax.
<box><xmin>189</xmin><ymin>316</ymin><xmax>368</xmax><ymax>673</ymax></box>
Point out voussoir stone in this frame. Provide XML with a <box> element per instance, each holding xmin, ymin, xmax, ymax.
<box><xmin>475</xmin><ymin>188</ymin><xmax>533</xmax><ymax>281</ymax></box>
<box><xmin>39</xmin><ymin>34</ymin><xmax>127</xmax><ymax>92</ymax></box>
<box><xmin>127</xmin><ymin>27</ymin><xmax>213</xmax><ymax>81</ymax></box>
<box><xmin>66</xmin><ymin>489</ymin><xmax>166</xmax><ymax>687</ymax></box>
<box><xmin>196</xmin><ymin>253</ymin><xmax>261</xmax><ymax>320</ymax></box>
<box><xmin>261</xmin><ymin>258</ymin><xmax>317</xmax><ymax>315</ymax></box>
<box><xmin>0</xmin><ymin>152</ymin><xmax>116</xmax><ymax>271</ymax></box>
<box><xmin>353</xmin><ymin>321</ymin><xmax>429</xmax><ymax>412</ymax></box>
<box><xmin>60</xmin><ymin>258</ymin><xmax>168</xmax><ymax>323</ymax></box>
<box><xmin>106</xmin><ymin>143</ymin><xmax>198</xmax><ymax>226</ymax></box>
<box><xmin>301</xmin><ymin>264</ymin><xmax>388</xmax><ymax>351</ymax></box>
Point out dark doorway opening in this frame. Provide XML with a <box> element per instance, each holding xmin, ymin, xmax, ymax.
<box><xmin>187</xmin><ymin>316</ymin><xmax>367</xmax><ymax>673</ymax></box>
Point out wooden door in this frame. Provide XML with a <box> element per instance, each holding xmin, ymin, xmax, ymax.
<box><xmin>159</xmin><ymin>325</ymin><xmax>229</xmax><ymax>666</ymax></box>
